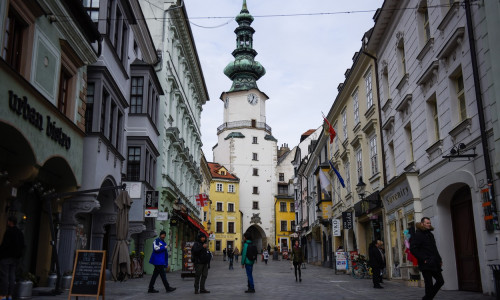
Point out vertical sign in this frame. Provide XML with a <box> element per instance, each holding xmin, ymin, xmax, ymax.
<box><xmin>342</xmin><ymin>211</ymin><xmax>353</xmax><ymax>230</ymax></box>
<box><xmin>332</xmin><ymin>219</ymin><xmax>341</xmax><ymax>236</ymax></box>
<box><xmin>146</xmin><ymin>191</ymin><xmax>159</xmax><ymax>209</ymax></box>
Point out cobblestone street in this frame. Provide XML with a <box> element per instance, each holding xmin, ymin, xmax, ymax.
<box><xmin>33</xmin><ymin>257</ymin><xmax>494</xmax><ymax>300</ymax></box>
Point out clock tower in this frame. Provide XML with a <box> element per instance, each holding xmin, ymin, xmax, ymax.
<box><xmin>213</xmin><ymin>0</ymin><xmax>278</xmax><ymax>251</ymax></box>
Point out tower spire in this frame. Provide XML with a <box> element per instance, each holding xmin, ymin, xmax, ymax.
<box><xmin>223</xmin><ymin>0</ymin><xmax>266</xmax><ymax>92</ymax></box>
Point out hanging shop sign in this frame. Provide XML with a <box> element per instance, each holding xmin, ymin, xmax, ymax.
<box><xmin>342</xmin><ymin>211</ymin><xmax>353</xmax><ymax>230</ymax></box>
<box><xmin>157</xmin><ymin>212</ymin><xmax>169</xmax><ymax>221</ymax></box>
<box><xmin>8</xmin><ymin>90</ymin><xmax>71</xmax><ymax>149</ymax></box>
<box><xmin>145</xmin><ymin>209</ymin><xmax>158</xmax><ymax>218</ymax></box>
<box><xmin>332</xmin><ymin>219</ymin><xmax>341</xmax><ymax>236</ymax></box>
<box><xmin>146</xmin><ymin>190</ymin><xmax>159</xmax><ymax>209</ymax></box>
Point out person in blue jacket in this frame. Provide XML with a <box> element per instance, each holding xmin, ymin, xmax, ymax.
<box><xmin>148</xmin><ymin>230</ymin><xmax>176</xmax><ymax>293</ymax></box>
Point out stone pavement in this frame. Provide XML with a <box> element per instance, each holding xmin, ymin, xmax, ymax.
<box><xmin>34</xmin><ymin>257</ymin><xmax>494</xmax><ymax>300</ymax></box>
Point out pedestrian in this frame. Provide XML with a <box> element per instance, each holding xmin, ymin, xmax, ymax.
<box><xmin>0</xmin><ymin>216</ymin><xmax>25</xmax><ymax>300</ymax></box>
<box><xmin>411</xmin><ymin>217</ymin><xmax>445</xmax><ymax>300</ymax></box>
<box><xmin>147</xmin><ymin>230</ymin><xmax>176</xmax><ymax>293</ymax></box>
<box><xmin>263</xmin><ymin>249</ymin><xmax>269</xmax><ymax>265</ymax></box>
<box><xmin>228</xmin><ymin>246</ymin><xmax>234</xmax><ymax>270</ymax></box>
<box><xmin>291</xmin><ymin>240</ymin><xmax>304</xmax><ymax>282</ymax></box>
<box><xmin>234</xmin><ymin>246</ymin><xmax>240</xmax><ymax>262</ymax></box>
<box><xmin>241</xmin><ymin>231</ymin><xmax>256</xmax><ymax>293</ymax></box>
<box><xmin>368</xmin><ymin>240</ymin><xmax>385</xmax><ymax>289</ymax></box>
<box><xmin>192</xmin><ymin>232</ymin><xmax>211</xmax><ymax>294</ymax></box>
<box><xmin>267</xmin><ymin>243</ymin><xmax>271</xmax><ymax>255</ymax></box>
<box><xmin>223</xmin><ymin>248</ymin><xmax>227</xmax><ymax>261</ymax></box>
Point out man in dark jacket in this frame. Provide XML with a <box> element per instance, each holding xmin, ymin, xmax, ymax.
<box><xmin>369</xmin><ymin>240</ymin><xmax>385</xmax><ymax>289</ymax></box>
<box><xmin>148</xmin><ymin>230</ymin><xmax>176</xmax><ymax>293</ymax></box>
<box><xmin>0</xmin><ymin>216</ymin><xmax>24</xmax><ymax>300</ymax></box>
<box><xmin>410</xmin><ymin>217</ymin><xmax>444</xmax><ymax>300</ymax></box>
<box><xmin>192</xmin><ymin>232</ymin><xmax>211</xmax><ymax>294</ymax></box>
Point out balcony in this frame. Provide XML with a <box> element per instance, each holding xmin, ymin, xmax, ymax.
<box><xmin>217</xmin><ymin>120</ymin><xmax>272</xmax><ymax>135</ymax></box>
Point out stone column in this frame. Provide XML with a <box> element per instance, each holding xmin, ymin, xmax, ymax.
<box><xmin>58</xmin><ymin>194</ymin><xmax>100</xmax><ymax>274</ymax></box>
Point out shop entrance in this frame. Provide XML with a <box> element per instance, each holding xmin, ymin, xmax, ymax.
<box><xmin>451</xmin><ymin>186</ymin><xmax>481</xmax><ymax>292</ymax></box>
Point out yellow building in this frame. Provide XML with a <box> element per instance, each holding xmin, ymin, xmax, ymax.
<box><xmin>202</xmin><ymin>163</ymin><xmax>241</xmax><ymax>255</ymax></box>
<box><xmin>275</xmin><ymin>195</ymin><xmax>296</xmax><ymax>250</ymax></box>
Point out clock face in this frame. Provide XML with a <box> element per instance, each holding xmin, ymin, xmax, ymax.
<box><xmin>247</xmin><ymin>93</ymin><xmax>259</xmax><ymax>105</ymax></box>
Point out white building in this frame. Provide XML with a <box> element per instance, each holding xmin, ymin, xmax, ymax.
<box><xmin>212</xmin><ymin>1</ymin><xmax>278</xmax><ymax>250</ymax></box>
<box><xmin>367</xmin><ymin>0</ymin><xmax>500</xmax><ymax>294</ymax></box>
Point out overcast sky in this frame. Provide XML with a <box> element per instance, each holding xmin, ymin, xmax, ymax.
<box><xmin>184</xmin><ymin>0</ymin><xmax>383</xmax><ymax>160</ymax></box>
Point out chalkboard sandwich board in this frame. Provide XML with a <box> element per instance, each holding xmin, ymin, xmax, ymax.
<box><xmin>69</xmin><ymin>250</ymin><xmax>106</xmax><ymax>299</ymax></box>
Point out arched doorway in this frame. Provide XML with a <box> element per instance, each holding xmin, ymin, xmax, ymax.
<box><xmin>451</xmin><ymin>186</ymin><xmax>481</xmax><ymax>292</ymax></box>
<box><xmin>246</xmin><ymin>225</ymin><xmax>266</xmax><ymax>252</ymax></box>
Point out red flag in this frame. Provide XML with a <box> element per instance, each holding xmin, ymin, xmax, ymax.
<box><xmin>196</xmin><ymin>194</ymin><xmax>208</xmax><ymax>207</ymax></box>
<box><xmin>323</xmin><ymin>117</ymin><xmax>336</xmax><ymax>143</ymax></box>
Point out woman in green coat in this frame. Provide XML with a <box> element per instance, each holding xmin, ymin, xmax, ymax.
<box><xmin>291</xmin><ymin>240</ymin><xmax>304</xmax><ymax>282</ymax></box>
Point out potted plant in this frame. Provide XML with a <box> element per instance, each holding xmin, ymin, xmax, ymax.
<box><xmin>15</xmin><ymin>272</ymin><xmax>37</xmax><ymax>299</ymax></box>
<box><xmin>61</xmin><ymin>271</ymin><xmax>73</xmax><ymax>290</ymax></box>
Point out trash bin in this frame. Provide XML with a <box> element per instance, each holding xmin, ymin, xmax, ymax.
<box><xmin>488</xmin><ymin>264</ymin><xmax>500</xmax><ymax>299</ymax></box>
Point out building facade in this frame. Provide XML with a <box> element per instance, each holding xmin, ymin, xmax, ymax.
<box><xmin>140</xmin><ymin>0</ymin><xmax>209</xmax><ymax>273</ymax></box>
<box><xmin>203</xmin><ymin>163</ymin><xmax>241</xmax><ymax>255</ymax></box>
<box><xmin>275</xmin><ymin>145</ymin><xmax>296</xmax><ymax>251</ymax></box>
<box><xmin>367</xmin><ymin>0</ymin><xmax>500</xmax><ymax>294</ymax></box>
<box><xmin>212</xmin><ymin>1</ymin><xmax>278</xmax><ymax>251</ymax></box>
<box><xmin>0</xmin><ymin>0</ymin><xmax>99</xmax><ymax>283</ymax></box>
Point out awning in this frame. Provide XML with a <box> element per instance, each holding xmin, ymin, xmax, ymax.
<box><xmin>179</xmin><ymin>211</ymin><xmax>208</xmax><ymax>236</ymax></box>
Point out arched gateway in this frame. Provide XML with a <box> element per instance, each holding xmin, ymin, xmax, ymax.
<box><xmin>245</xmin><ymin>225</ymin><xmax>266</xmax><ymax>252</ymax></box>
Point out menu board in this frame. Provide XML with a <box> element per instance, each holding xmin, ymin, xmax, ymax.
<box><xmin>69</xmin><ymin>250</ymin><xmax>106</xmax><ymax>299</ymax></box>
<box><xmin>182</xmin><ymin>242</ymin><xmax>195</xmax><ymax>272</ymax></box>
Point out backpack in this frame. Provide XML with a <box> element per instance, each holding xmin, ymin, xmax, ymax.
<box><xmin>246</xmin><ymin>243</ymin><xmax>258</xmax><ymax>261</ymax></box>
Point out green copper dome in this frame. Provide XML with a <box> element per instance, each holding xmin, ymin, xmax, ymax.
<box><xmin>224</xmin><ymin>0</ymin><xmax>266</xmax><ymax>92</ymax></box>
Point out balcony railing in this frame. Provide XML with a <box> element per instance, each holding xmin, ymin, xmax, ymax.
<box><xmin>217</xmin><ymin>120</ymin><xmax>272</xmax><ymax>134</ymax></box>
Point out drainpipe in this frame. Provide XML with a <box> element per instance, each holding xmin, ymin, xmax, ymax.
<box><xmin>464</xmin><ymin>0</ymin><xmax>498</xmax><ymax>226</ymax></box>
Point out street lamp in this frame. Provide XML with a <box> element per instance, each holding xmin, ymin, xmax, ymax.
<box><xmin>356</xmin><ymin>176</ymin><xmax>366</xmax><ymax>201</ymax></box>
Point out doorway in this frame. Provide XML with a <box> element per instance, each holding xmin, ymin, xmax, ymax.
<box><xmin>451</xmin><ymin>186</ymin><xmax>481</xmax><ymax>292</ymax></box>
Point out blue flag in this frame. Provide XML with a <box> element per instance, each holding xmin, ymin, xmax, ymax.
<box><xmin>329</xmin><ymin>160</ymin><xmax>346</xmax><ymax>188</ymax></box>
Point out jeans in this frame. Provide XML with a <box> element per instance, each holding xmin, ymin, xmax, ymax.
<box><xmin>148</xmin><ymin>265</ymin><xmax>171</xmax><ymax>291</ymax></box>
<box><xmin>293</xmin><ymin>261</ymin><xmax>301</xmax><ymax>279</ymax></box>
<box><xmin>422</xmin><ymin>270</ymin><xmax>444</xmax><ymax>300</ymax></box>
<box><xmin>245</xmin><ymin>264</ymin><xmax>254</xmax><ymax>290</ymax></box>
<box><xmin>0</xmin><ymin>258</ymin><xmax>16</xmax><ymax>296</ymax></box>
<box><xmin>194</xmin><ymin>263</ymin><xmax>209</xmax><ymax>291</ymax></box>
<box><xmin>235</xmin><ymin>255</ymin><xmax>238</xmax><ymax>262</ymax></box>
<box><xmin>229</xmin><ymin>257</ymin><xmax>234</xmax><ymax>269</ymax></box>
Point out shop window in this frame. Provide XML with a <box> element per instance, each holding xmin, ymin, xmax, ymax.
<box><xmin>126</xmin><ymin>146</ymin><xmax>141</xmax><ymax>181</ymax></box>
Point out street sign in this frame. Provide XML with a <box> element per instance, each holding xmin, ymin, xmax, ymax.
<box><xmin>157</xmin><ymin>212</ymin><xmax>169</xmax><ymax>221</ymax></box>
<box><xmin>332</xmin><ymin>219</ymin><xmax>341</xmax><ymax>236</ymax></box>
<box><xmin>342</xmin><ymin>211</ymin><xmax>353</xmax><ymax>230</ymax></box>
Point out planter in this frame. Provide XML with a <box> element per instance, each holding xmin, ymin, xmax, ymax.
<box><xmin>46</xmin><ymin>274</ymin><xmax>57</xmax><ymax>288</ymax></box>
<box><xmin>14</xmin><ymin>280</ymin><xmax>33</xmax><ymax>299</ymax></box>
<box><xmin>61</xmin><ymin>275</ymin><xmax>73</xmax><ymax>290</ymax></box>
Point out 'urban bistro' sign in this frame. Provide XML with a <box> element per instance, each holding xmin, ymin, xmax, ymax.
<box><xmin>8</xmin><ymin>90</ymin><xmax>71</xmax><ymax>149</ymax></box>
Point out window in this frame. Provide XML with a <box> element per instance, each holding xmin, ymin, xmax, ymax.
<box><xmin>106</xmin><ymin>0</ymin><xmax>112</xmax><ymax>35</ymax></box>
<box><xmin>100</xmin><ymin>89</ymin><xmax>109</xmax><ymax>134</ymax></box>
<box><xmin>334</xmin><ymin>122</ymin><xmax>339</xmax><ymax>152</ymax></box>
<box><xmin>116</xmin><ymin>111</ymin><xmax>123</xmax><ymax>148</ymax></box>
<box><xmin>82</xmin><ymin>0</ymin><xmax>100</xmax><ymax>24</ymax></box>
<box><xmin>252</xmin><ymin>201</ymin><xmax>259</xmax><ymax>210</ymax></box>
<box><xmin>85</xmin><ymin>83</ymin><xmax>95</xmax><ymax>133</ymax></box>
<box><xmin>130</xmin><ymin>77</ymin><xmax>144</xmax><ymax>113</ymax></box>
<box><xmin>356</xmin><ymin>148</ymin><xmax>363</xmax><ymax>180</ymax></box>
<box><xmin>216</xmin><ymin>222</ymin><xmax>223</xmax><ymax>233</ymax></box>
<box><xmin>291</xmin><ymin>220</ymin><xmax>296</xmax><ymax>231</ymax></box>
<box><xmin>2</xmin><ymin>9</ymin><xmax>27</xmax><ymax>72</ymax></box>
<box><xmin>279</xmin><ymin>173</ymin><xmax>285</xmax><ymax>181</ymax></box>
<box><xmin>344</xmin><ymin>160</ymin><xmax>351</xmax><ymax>193</ymax></box>
<box><xmin>290</xmin><ymin>202</ymin><xmax>295</xmax><ymax>212</ymax></box>
<box><xmin>252</xmin><ymin>137</ymin><xmax>258</xmax><ymax>144</ymax></box>
<box><xmin>427</xmin><ymin>96</ymin><xmax>440</xmax><ymax>141</ymax></box>
<box><xmin>252</xmin><ymin>153</ymin><xmax>258</xmax><ymax>161</ymax></box>
<box><xmin>228</xmin><ymin>203</ymin><xmax>235</xmax><ymax>212</ymax></box>
<box><xmin>203</xmin><ymin>211</ymin><xmax>207</xmax><ymax>221</ymax></box>
<box><xmin>127</xmin><ymin>147</ymin><xmax>141</xmax><ymax>181</ymax></box>
<box><xmin>353</xmin><ymin>91</ymin><xmax>359</xmax><ymax>125</ymax></box>
<box><xmin>405</xmin><ymin>124</ymin><xmax>414</xmax><ymax>163</ymax></box>
<box><xmin>228</xmin><ymin>222</ymin><xmax>235</xmax><ymax>233</ymax></box>
<box><xmin>278</xmin><ymin>184</ymin><xmax>288</xmax><ymax>195</ymax></box>
<box><xmin>228</xmin><ymin>184</ymin><xmax>235</xmax><ymax>193</ymax></box>
<box><xmin>109</xmin><ymin>101</ymin><xmax>116</xmax><ymax>142</ymax></box>
<box><xmin>280</xmin><ymin>202</ymin><xmax>287</xmax><ymax>212</ymax></box>
<box><xmin>419</xmin><ymin>2</ymin><xmax>431</xmax><ymax>43</ymax></box>
<box><xmin>370</xmin><ymin>136</ymin><xmax>378</xmax><ymax>175</ymax></box>
<box><xmin>120</xmin><ymin>21</ymin><xmax>127</xmax><ymax>63</ymax></box>
<box><xmin>113</xmin><ymin>8</ymin><xmax>121</xmax><ymax>48</ymax></box>
<box><xmin>216</xmin><ymin>183</ymin><xmax>223</xmax><ymax>192</ymax></box>
<box><xmin>252</xmin><ymin>186</ymin><xmax>259</xmax><ymax>194</ymax></box>
<box><xmin>253</xmin><ymin>168</ymin><xmax>259</xmax><ymax>176</ymax></box>
<box><xmin>398</xmin><ymin>40</ymin><xmax>407</xmax><ymax>76</ymax></box>
<box><xmin>58</xmin><ymin>68</ymin><xmax>71</xmax><ymax>115</ymax></box>
<box><xmin>215</xmin><ymin>240</ymin><xmax>221</xmax><ymax>251</ymax></box>
<box><xmin>216</xmin><ymin>202</ymin><xmax>223</xmax><ymax>211</ymax></box>
<box><xmin>382</xmin><ymin>67</ymin><xmax>390</xmax><ymax>100</ymax></box>
<box><xmin>389</xmin><ymin>142</ymin><xmax>396</xmax><ymax>178</ymax></box>
<box><xmin>342</xmin><ymin>109</ymin><xmax>347</xmax><ymax>140</ymax></box>
<box><xmin>456</xmin><ymin>73</ymin><xmax>466</xmax><ymax>121</ymax></box>
<box><xmin>365</xmin><ymin>71</ymin><xmax>373</xmax><ymax>108</ymax></box>
<box><xmin>281</xmin><ymin>221</ymin><xmax>288</xmax><ymax>232</ymax></box>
